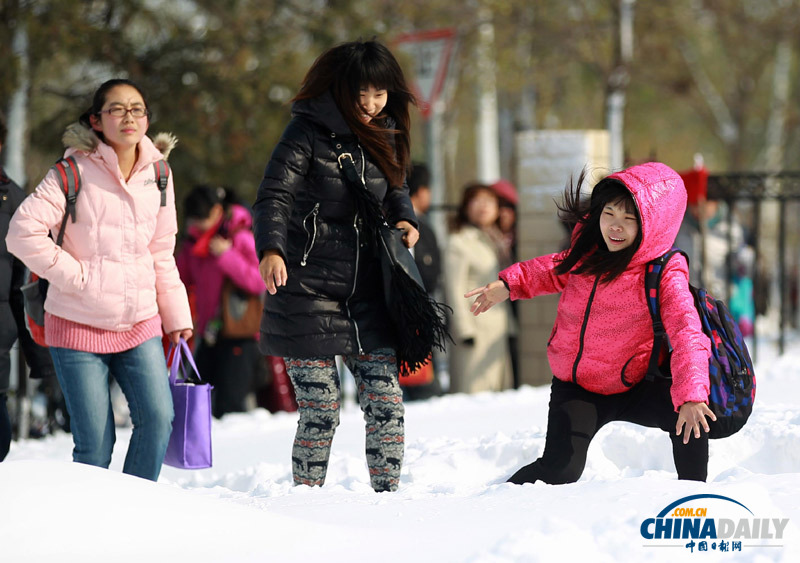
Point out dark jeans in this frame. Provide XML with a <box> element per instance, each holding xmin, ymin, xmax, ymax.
<box><xmin>509</xmin><ymin>376</ymin><xmax>708</xmax><ymax>485</ymax></box>
<box><xmin>196</xmin><ymin>338</ymin><xmax>257</xmax><ymax>419</ymax></box>
<box><xmin>0</xmin><ymin>393</ymin><xmax>10</xmax><ymax>461</ymax></box>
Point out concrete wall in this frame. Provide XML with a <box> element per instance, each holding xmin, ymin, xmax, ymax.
<box><xmin>514</xmin><ymin>130</ymin><xmax>611</xmax><ymax>386</ymax></box>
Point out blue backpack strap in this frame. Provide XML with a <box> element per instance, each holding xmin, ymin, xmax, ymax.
<box><xmin>644</xmin><ymin>248</ymin><xmax>688</xmax><ymax>381</ymax></box>
<box><xmin>153</xmin><ymin>160</ymin><xmax>170</xmax><ymax>207</ymax></box>
<box><xmin>53</xmin><ymin>155</ymin><xmax>80</xmax><ymax>246</ymax></box>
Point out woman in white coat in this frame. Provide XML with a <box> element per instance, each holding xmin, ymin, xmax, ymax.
<box><xmin>445</xmin><ymin>184</ymin><xmax>513</xmax><ymax>393</ymax></box>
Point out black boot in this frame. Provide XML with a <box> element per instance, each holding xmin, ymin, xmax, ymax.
<box><xmin>507</xmin><ymin>461</ymin><xmax>539</xmax><ymax>485</ymax></box>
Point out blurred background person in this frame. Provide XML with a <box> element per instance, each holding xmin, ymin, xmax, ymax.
<box><xmin>490</xmin><ymin>179</ymin><xmax>518</xmax><ymax>268</ymax></box>
<box><xmin>445</xmin><ymin>183</ymin><xmax>513</xmax><ymax>394</ymax></box>
<box><xmin>409</xmin><ymin>162</ymin><xmax>441</xmax><ymax>298</ymax></box>
<box><xmin>1</xmin><ymin>110</ymin><xmax>57</xmax><ymax>460</ymax></box>
<box><xmin>490</xmin><ymin>178</ymin><xmax>520</xmax><ymax>388</ymax></box>
<box><xmin>675</xmin><ymin>155</ymin><xmax>708</xmax><ymax>286</ymax></box>
<box><xmin>177</xmin><ymin>185</ymin><xmax>265</xmax><ymax>418</ymax></box>
<box><xmin>403</xmin><ymin>162</ymin><xmax>443</xmax><ymax>401</ymax></box>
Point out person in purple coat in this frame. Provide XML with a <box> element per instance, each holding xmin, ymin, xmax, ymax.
<box><xmin>177</xmin><ymin>185</ymin><xmax>266</xmax><ymax>418</ymax></box>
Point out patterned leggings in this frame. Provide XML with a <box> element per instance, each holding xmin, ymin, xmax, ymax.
<box><xmin>284</xmin><ymin>348</ymin><xmax>404</xmax><ymax>492</ymax></box>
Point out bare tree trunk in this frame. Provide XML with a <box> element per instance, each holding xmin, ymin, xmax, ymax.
<box><xmin>475</xmin><ymin>7</ymin><xmax>500</xmax><ymax>183</ymax></box>
<box><xmin>763</xmin><ymin>40</ymin><xmax>793</xmax><ymax>172</ymax></box>
<box><xmin>515</xmin><ymin>7</ymin><xmax>536</xmax><ymax>133</ymax></box>
<box><xmin>606</xmin><ymin>0</ymin><xmax>635</xmax><ymax>171</ymax></box>
<box><xmin>4</xmin><ymin>19</ymin><xmax>30</xmax><ymax>187</ymax></box>
<box><xmin>760</xmin><ymin>39</ymin><xmax>794</xmax><ymax>336</ymax></box>
<box><xmin>677</xmin><ymin>38</ymin><xmax>739</xmax><ymax>165</ymax></box>
<box><xmin>5</xmin><ymin>13</ymin><xmax>32</xmax><ymax>441</ymax></box>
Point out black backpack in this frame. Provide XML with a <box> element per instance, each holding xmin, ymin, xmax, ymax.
<box><xmin>644</xmin><ymin>249</ymin><xmax>756</xmax><ymax>439</ymax></box>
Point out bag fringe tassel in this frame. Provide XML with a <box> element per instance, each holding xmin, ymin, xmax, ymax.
<box><xmin>389</xmin><ymin>263</ymin><xmax>451</xmax><ymax>377</ymax></box>
<box><xmin>334</xmin><ymin>147</ymin><xmax>452</xmax><ymax>377</ymax></box>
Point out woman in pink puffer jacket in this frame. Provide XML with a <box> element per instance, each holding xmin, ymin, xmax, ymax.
<box><xmin>466</xmin><ymin>162</ymin><xmax>714</xmax><ymax>485</ymax></box>
<box><xmin>6</xmin><ymin>79</ymin><xmax>192</xmax><ymax>481</ymax></box>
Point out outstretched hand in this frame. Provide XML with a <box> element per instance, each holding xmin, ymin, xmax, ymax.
<box><xmin>465</xmin><ymin>280</ymin><xmax>510</xmax><ymax>316</ymax></box>
<box><xmin>259</xmin><ymin>250</ymin><xmax>287</xmax><ymax>295</ymax></box>
<box><xmin>676</xmin><ymin>401</ymin><xmax>717</xmax><ymax>444</ymax></box>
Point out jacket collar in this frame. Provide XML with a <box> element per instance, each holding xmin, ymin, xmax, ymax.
<box><xmin>291</xmin><ymin>90</ymin><xmax>352</xmax><ymax>136</ymax></box>
<box><xmin>61</xmin><ymin>122</ymin><xmax>178</xmax><ymax>163</ymax></box>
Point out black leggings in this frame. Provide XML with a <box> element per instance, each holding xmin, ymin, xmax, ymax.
<box><xmin>508</xmin><ymin>376</ymin><xmax>708</xmax><ymax>485</ymax></box>
<box><xmin>0</xmin><ymin>393</ymin><xmax>11</xmax><ymax>461</ymax></box>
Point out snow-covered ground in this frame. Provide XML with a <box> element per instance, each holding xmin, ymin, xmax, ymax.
<box><xmin>2</xmin><ymin>335</ymin><xmax>798</xmax><ymax>562</ymax></box>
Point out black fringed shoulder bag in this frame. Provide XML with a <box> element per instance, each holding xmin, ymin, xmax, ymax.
<box><xmin>333</xmin><ymin>142</ymin><xmax>450</xmax><ymax>375</ymax></box>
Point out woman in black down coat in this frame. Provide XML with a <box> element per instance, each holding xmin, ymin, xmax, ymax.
<box><xmin>253</xmin><ymin>39</ymin><xmax>419</xmax><ymax>492</ymax></box>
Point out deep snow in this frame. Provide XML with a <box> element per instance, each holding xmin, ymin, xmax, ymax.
<box><xmin>2</xmin><ymin>336</ymin><xmax>798</xmax><ymax>562</ymax></box>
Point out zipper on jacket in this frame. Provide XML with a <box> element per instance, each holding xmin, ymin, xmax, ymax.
<box><xmin>547</xmin><ymin>326</ymin><xmax>557</xmax><ymax>347</ymax></box>
<box><xmin>346</xmin><ymin>213</ymin><xmax>364</xmax><ymax>355</ymax></box>
<box><xmin>572</xmin><ymin>275</ymin><xmax>601</xmax><ymax>384</ymax></box>
<box><xmin>343</xmin><ymin>145</ymin><xmax>368</xmax><ymax>355</ymax></box>
<box><xmin>300</xmin><ymin>203</ymin><xmax>320</xmax><ymax>266</ymax></box>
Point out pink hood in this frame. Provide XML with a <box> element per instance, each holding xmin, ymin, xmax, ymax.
<box><xmin>6</xmin><ymin>124</ymin><xmax>192</xmax><ymax>334</ymax></box>
<box><xmin>500</xmin><ymin>163</ymin><xmax>710</xmax><ymax>409</ymax></box>
<box><xmin>608</xmin><ymin>162</ymin><xmax>687</xmax><ymax>266</ymax></box>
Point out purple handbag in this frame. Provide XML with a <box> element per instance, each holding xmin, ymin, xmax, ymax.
<box><xmin>163</xmin><ymin>338</ymin><xmax>213</xmax><ymax>469</ymax></box>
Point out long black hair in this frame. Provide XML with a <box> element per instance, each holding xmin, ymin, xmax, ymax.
<box><xmin>293</xmin><ymin>39</ymin><xmax>416</xmax><ymax>187</ymax></box>
<box><xmin>554</xmin><ymin>170</ymin><xmax>642</xmax><ymax>283</ymax></box>
<box><xmin>78</xmin><ymin>78</ymin><xmax>149</xmax><ymax>142</ymax></box>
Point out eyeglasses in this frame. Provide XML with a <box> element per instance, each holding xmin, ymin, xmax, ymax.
<box><xmin>99</xmin><ymin>106</ymin><xmax>150</xmax><ymax>118</ymax></box>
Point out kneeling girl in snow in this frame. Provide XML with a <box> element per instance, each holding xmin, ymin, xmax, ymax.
<box><xmin>466</xmin><ymin>162</ymin><xmax>714</xmax><ymax>484</ymax></box>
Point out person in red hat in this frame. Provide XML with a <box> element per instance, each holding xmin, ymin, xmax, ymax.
<box><xmin>489</xmin><ymin>179</ymin><xmax>520</xmax><ymax>387</ymax></box>
<box><xmin>489</xmin><ymin>179</ymin><xmax>518</xmax><ymax>268</ymax></box>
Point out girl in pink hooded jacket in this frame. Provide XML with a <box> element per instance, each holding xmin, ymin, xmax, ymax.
<box><xmin>466</xmin><ymin>162</ymin><xmax>714</xmax><ymax>484</ymax></box>
<box><xmin>6</xmin><ymin>79</ymin><xmax>192</xmax><ymax>481</ymax></box>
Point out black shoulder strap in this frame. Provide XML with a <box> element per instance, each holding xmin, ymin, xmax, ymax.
<box><xmin>53</xmin><ymin>156</ymin><xmax>80</xmax><ymax>246</ymax></box>
<box><xmin>153</xmin><ymin>160</ymin><xmax>170</xmax><ymax>207</ymax></box>
<box><xmin>330</xmin><ymin>135</ymin><xmax>388</xmax><ymax>235</ymax></box>
<box><xmin>49</xmin><ymin>157</ymin><xmax>169</xmax><ymax>245</ymax></box>
<box><xmin>644</xmin><ymin>248</ymin><xmax>689</xmax><ymax>380</ymax></box>
<box><xmin>331</xmin><ymin>137</ymin><xmax>364</xmax><ymax>192</ymax></box>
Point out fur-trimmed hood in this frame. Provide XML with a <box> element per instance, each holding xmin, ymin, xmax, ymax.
<box><xmin>61</xmin><ymin>122</ymin><xmax>178</xmax><ymax>160</ymax></box>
